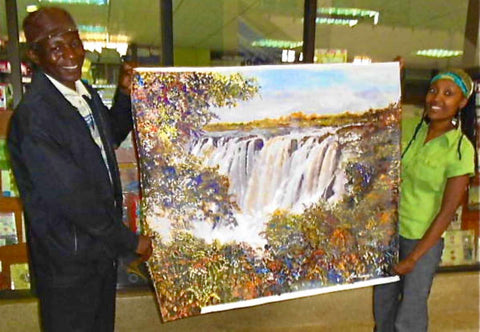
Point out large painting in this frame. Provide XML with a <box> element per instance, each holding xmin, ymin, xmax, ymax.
<box><xmin>131</xmin><ymin>63</ymin><xmax>401</xmax><ymax>321</ymax></box>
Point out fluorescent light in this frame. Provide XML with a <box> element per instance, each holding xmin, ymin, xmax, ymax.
<box><xmin>353</xmin><ymin>56</ymin><xmax>372</xmax><ymax>64</ymax></box>
<box><xmin>82</xmin><ymin>41</ymin><xmax>128</xmax><ymax>56</ymax></box>
<box><xmin>317</xmin><ymin>7</ymin><xmax>379</xmax><ymax>25</ymax></box>
<box><xmin>78</xmin><ymin>25</ymin><xmax>107</xmax><ymax>33</ymax></box>
<box><xmin>81</xmin><ymin>33</ymin><xmax>129</xmax><ymax>56</ymax></box>
<box><xmin>38</xmin><ymin>0</ymin><xmax>108</xmax><ymax>5</ymax></box>
<box><xmin>252</xmin><ymin>39</ymin><xmax>303</xmax><ymax>49</ymax></box>
<box><xmin>281</xmin><ymin>50</ymin><xmax>296</xmax><ymax>63</ymax></box>
<box><xmin>415</xmin><ymin>49</ymin><xmax>463</xmax><ymax>58</ymax></box>
<box><xmin>79</xmin><ymin>32</ymin><xmax>128</xmax><ymax>42</ymax></box>
<box><xmin>316</xmin><ymin>17</ymin><xmax>358</xmax><ymax>27</ymax></box>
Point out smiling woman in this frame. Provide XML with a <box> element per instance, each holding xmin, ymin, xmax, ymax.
<box><xmin>374</xmin><ymin>69</ymin><xmax>476</xmax><ymax>332</ymax></box>
<box><xmin>425</xmin><ymin>80</ymin><xmax>467</xmax><ymax>127</ymax></box>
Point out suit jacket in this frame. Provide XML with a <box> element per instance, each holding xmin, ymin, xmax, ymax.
<box><xmin>7</xmin><ymin>71</ymin><xmax>138</xmax><ymax>287</ymax></box>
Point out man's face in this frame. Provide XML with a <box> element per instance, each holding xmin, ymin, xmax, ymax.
<box><xmin>28</xmin><ymin>14</ymin><xmax>85</xmax><ymax>90</ymax></box>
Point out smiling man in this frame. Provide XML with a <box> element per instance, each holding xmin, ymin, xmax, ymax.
<box><xmin>7</xmin><ymin>7</ymin><xmax>152</xmax><ymax>332</ymax></box>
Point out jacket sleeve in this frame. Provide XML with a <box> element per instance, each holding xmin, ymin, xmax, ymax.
<box><xmin>8</xmin><ymin>106</ymin><xmax>138</xmax><ymax>255</ymax></box>
<box><xmin>107</xmin><ymin>89</ymin><xmax>133</xmax><ymax>147</ymax></box>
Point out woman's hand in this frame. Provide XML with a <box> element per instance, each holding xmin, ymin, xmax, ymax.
<box><xmin>393</xmin><ymin>257</ymin><xmax>417</xmax><ymax>275</ymax></box>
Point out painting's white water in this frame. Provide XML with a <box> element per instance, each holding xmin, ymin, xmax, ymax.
<box><xmin>188</xmin><ymin>128</ymin><xmax>350</xmax><ymax>248</ymax></box>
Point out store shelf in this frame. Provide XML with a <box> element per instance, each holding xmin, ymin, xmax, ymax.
<box><xmin>0</xmin><ymin>110</ymin><xmax>13</xmax><ymax>138</ymax></box>
<box><xmin>0</xmin><ymin>242</ymin><xmax>28</xmax><ymax>290</ymax></box>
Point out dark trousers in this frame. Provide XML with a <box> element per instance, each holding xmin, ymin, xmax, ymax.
<box><xmin>38</xmin><ymin>261</ymin><xmax>117</xmax><ymax>332</ymax></box>
<box><xmin>373</xmin><ymin>236</ymin><xmax>444</xmax><ymax>332</ymax></box>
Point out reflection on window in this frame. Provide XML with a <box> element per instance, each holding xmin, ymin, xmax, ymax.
<box><xmin>38</xmin><ymin>0</ymin><xmax>108</xmax><ymax>5</ymax></box>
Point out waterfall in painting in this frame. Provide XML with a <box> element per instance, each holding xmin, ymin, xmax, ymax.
<box><xmin>188</xmin><ymin>127</ymin><xmax>357</xmax><ymax>248</ymax></box>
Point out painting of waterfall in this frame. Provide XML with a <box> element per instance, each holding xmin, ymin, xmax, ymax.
<box><xmin>131</xmin><ymin>63</ymin><xmax>401</xmax><ymax>321</ymax></box>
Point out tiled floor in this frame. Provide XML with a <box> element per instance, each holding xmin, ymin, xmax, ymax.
<box><xmin>1</xmin><ymin>271</ymin><xmax>478</xmax><ymax>331</ymax></box>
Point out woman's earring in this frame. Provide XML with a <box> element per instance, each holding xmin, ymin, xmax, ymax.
<box><xmin>451</xmin><ymin>114</ymin><xmax>458</xmax><ymax>126</ymax></box>
<box><xmin>452</xmin><ymin>111</ymin><xmax>461</xmax><ymax>127</ymax></box>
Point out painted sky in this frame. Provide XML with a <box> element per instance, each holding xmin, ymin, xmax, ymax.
<box><xmin>209</xmin><ymin>62</ymin><xmax>401</xmax><ymax>123</ymax></box>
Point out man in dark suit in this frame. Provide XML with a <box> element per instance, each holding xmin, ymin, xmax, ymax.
<box><xmin>7</xmin><ymin>7</ymin><xmax>152</xmax><ymax>331</ymax></box>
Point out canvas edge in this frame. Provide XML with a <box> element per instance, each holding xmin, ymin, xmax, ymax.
<box><xmin>200</xmin><ymin>276</ymin><xmax>400</xmax><ymax>314</ymax></box>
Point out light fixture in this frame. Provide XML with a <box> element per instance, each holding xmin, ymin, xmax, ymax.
<box><xmin>81</xmin><ymin>33</ymin><xmax>129</xmax><ymax>56</ymax></box>
<box><xmin>281</xmin><ymin>50</ymin><xmax>296</xmax><ymax>63</ymax></box>
<box><xmin>316</xmin><ymin>17</ymin><xmax>358</xmax><ymax>27</ymax></box>
<box><xmin>353</xmin><ymin>56</ymin><xmax>372</xmax><ymax>64</ymax></box>
<box><xmin>415</xmin><ymin>49</ymin><xmax>463</xmax><ymax>58</ymax></box>
<box><xmin>38</xmin><ymin>0</ymin><xmax>109</xmax><ymax>5</ymax></box>
<box><xmin>82</xmin><ymin>41</ymin><xmax>129</xmax><ymax>56</ymax></box>
<box><xmin>317</xmin><ymin>7</ymin><xmax>379</xmax><ymax>26</ymax></box>
<box><xmin>78</xmin><ymin>25</ymin><xmax>107</xmax><ymax>33</ymax></box>
<box><xmin>252</xmin><ymin>39</ymin><xmax>303</xmax><ymax>49</ymax></box>
<box><xmin>26</xmin><ymin>5</ymin><xmax>39</xmax><ymax>13</ymax></box>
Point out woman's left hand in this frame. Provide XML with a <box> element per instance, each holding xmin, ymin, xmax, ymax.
<box><xmin>393</xmin><ymin>257</ymin><xmax>417</xmax><ymax>275</ymax></box>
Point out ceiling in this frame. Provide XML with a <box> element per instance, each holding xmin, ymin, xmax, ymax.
<box><xmin>0</xmin><ymin>0</ymin><xmax>474</xmax><ymax>69</ymax></box>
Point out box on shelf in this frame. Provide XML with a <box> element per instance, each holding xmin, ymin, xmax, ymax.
<box><xmin>0</xmin><ymin>83</ymin><xmax>13</xmax><ymax>111</ymax></box>
<box><xmin>0</xmin><ymin>139</ymin><xmax>19</xmax><ymax>197</ymax></box>
<box><xmin>0</xmin><ymin>212</ymin><xmax>17</xmax><ymax>247</ymax></box>
<box><xmin>10</xmin><ymin>263</ymin><xmax>30</xmax><ymax>290</ymax></box>
<box><xmin>441</xmin><ymin>229</ymin><xmax>476</xmax><ymax>266</ymax></box>
<box><xmin>448</xmin><ymin>206</ymin><xmax>463</xmax><ymax>230</ymax></box>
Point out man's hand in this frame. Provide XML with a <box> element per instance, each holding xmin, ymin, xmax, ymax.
<box><xmin>118</xmin><ymin>62</ymin><xmax>136</xmax><ymax>95</ymax></box>
<box><xmin>136</xmin><ymin>234</ymin><xmax>153</xmax><ymax>261</ymax></box>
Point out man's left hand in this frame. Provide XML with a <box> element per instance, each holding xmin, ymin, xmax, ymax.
<box><xmin>118</xmin><ymin>62</ymin><xmax>136</xmax><ymax>95</ymax></box>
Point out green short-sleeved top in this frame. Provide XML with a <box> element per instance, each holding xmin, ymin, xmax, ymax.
<box><xmin>400</xmin><ymin>120</ymin><xmax>475</xmax><ymax>239</ymax></box>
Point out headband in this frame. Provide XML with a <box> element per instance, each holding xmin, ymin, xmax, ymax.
<box><xmin>430</xmin><ymin>71</ymin><xmax>473</xmax><ymax>98</ymax></box>
<box><xmin>32</xmin><ymin>28</ymin><xmax>79</xmax><ymax>44</ymax></box>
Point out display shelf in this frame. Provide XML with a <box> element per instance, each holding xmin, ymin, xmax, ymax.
<box><xmin>0</xmin><ymin>110</ymin><xmax>13</xmax><ymax>138</ymax></box>
<box><xmin>0</xmin><ymin>109</ymin><xmax>28</xmax><ymax>292</ymax></box>
<box><xmin>0</xmin><ymin>243</ymin><xmax>28</xmax><ymax>290</ymax></box>
<box><xmin>438</xmin><ymin>263</ymin><xmax>480</xmax><ymax>273</ymax></box>
<box><xmin>0</xmin><ymin>196</ymin><xmax>27</xmax><ymax>291</ymax></box>
<box><xmin>0</xmin><ymin>197</ymin><xmax>23</xmax><ymax>239</ymax></box>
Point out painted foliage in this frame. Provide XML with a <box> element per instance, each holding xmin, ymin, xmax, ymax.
<box><xmin>131</xmin><ymin>63</ymin><xmax>401</xmax><ymax>321</ymax></box>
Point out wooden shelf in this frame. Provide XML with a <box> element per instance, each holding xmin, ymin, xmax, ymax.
<box><xmin>0</xmin><ymin>110</ymin><xmax>13</xmax><ymax>139</ymax></box>
<box><xmin>0</xmin><ymin>243</ymin><xmax>28</xmax><ymax>290</ymax></box>
<box><xmin>0</xmin><ymin>196</ymin><xmax>27</xmax><ymax>291</ymax></box>
<box><xmin>0</xmin><ymin>197</ymin><xmax>23</xmax><ymax>241</ymax></box>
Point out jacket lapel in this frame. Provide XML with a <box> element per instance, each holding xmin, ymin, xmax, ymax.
<box><xmin>31</xmin><ymin>71</ymin><xmax>118</xmax><ymax>198</ymax></box>
<box><xmin>81</xmin><ymin>90</ymin><xmax>123</xmax><ymax>203</ymax></box>
<box><xmin>32</xmin><ymin>71</ymin><xmax>93</xmax><ymax>136</ymax></box>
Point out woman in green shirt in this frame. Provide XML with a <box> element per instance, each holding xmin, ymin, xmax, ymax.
<box><xmin>374</xmin><ymin>69</ymin><xmax>476</xmax><ymax>332</ymax></box>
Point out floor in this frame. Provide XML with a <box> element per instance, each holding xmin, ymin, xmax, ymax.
<box><xmin>1</xmin><ymin>271</ymin><xmax>478</xmax><ymax>331</ymax></box>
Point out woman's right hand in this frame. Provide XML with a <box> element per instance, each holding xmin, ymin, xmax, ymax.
<box><xmin>393</xmin><ymin>256</ymin><xmax>417</xmax><ymax>275</ymax></box>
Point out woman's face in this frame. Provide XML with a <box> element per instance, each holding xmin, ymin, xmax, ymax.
<box><xmin>425</xmin><ymin>79</ymin><xmax>468</xmax><ymax>124</ymax></box>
